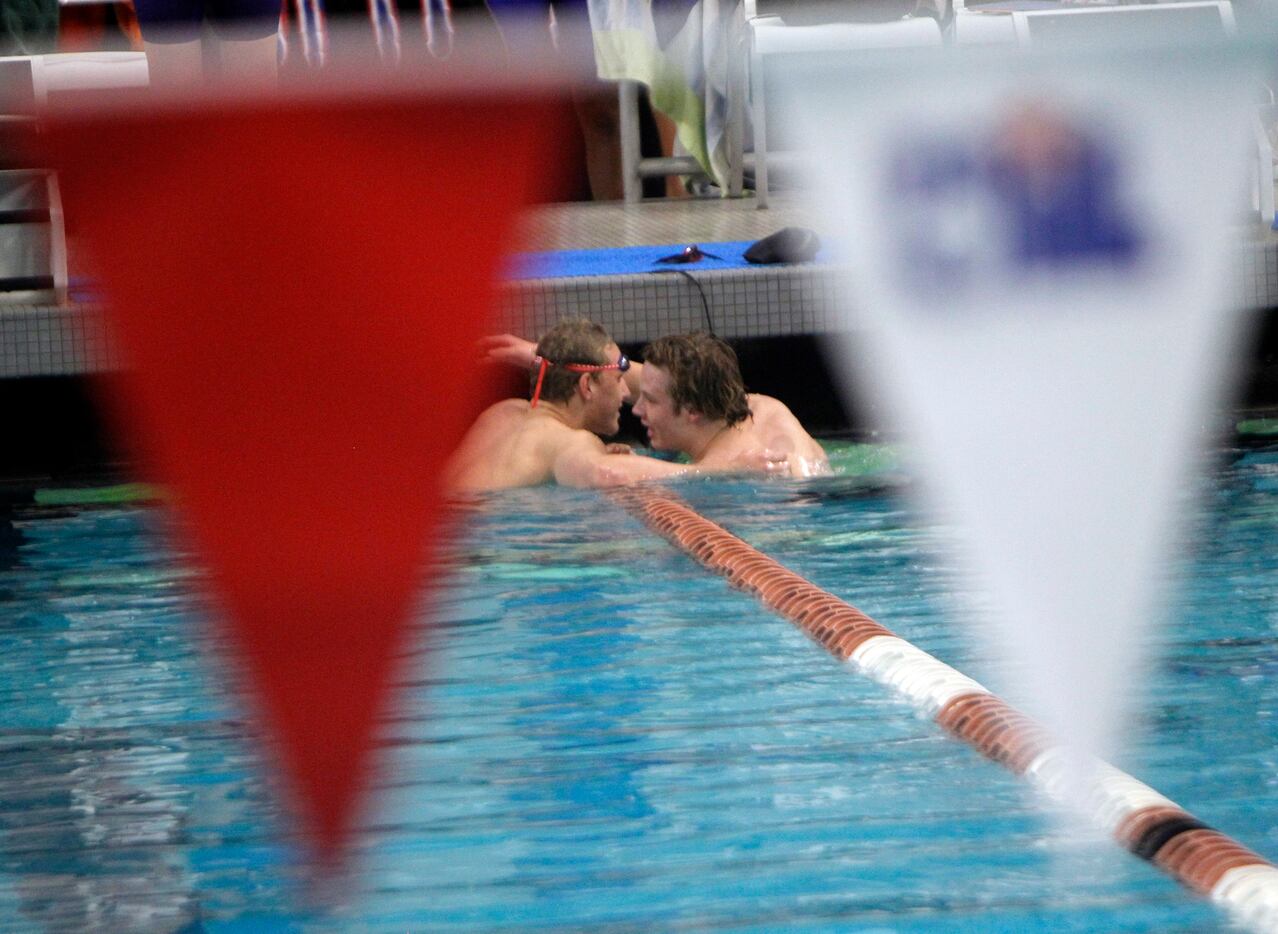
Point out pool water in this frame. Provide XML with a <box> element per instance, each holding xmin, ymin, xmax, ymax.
<box><xmin>1</xmin><ymin>440</ymin><xmax>1276</xmax><ymax>932</ymax></box>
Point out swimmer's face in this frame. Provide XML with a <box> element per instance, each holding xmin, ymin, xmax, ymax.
<box><xmin>632</xmin><ymin>363</ymin><xmax>693</xmax><ymax>453</ymax></box>
<box><xmin>583</xmin><ymin>344</ymin><xmax>628</xmax><ymax>437</ymax></box>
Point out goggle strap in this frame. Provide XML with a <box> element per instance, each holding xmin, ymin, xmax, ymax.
<box><xmin>530</xmin><ymin>357</ymin><xmax>549</xmax><ymax>408</ymax></box>
<box><xmin>529</xmin><ymin>353</ymin><xmax>627</xmax><ymax>407</ymax></box>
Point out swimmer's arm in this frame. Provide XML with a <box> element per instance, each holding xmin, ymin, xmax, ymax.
<box><xmin>479</xmin><ymin>334</ymin><xmax>537</xmax><ymax>369</ymax></box>
<box><xmin>480</xmin><ymin>333</ymin><xmax>645</xmax><ymax>405</ymax></box>
<box><xmin>553</xmin><ymin>436</ymin><xmax>693</xmax><ymax>488</ymax></box>
<box><xmin>556</xmin><ymin>437</ymin><xmax>793</xmax><ymax>488</ymax></box>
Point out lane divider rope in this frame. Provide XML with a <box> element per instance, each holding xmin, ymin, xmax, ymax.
<box><xmin>610</xmin><ymin>484</ymin><xmax>1278</xmax><ymax>932</ymax></box>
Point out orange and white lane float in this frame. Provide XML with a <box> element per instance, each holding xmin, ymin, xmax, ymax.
<box><xmin>611</xmin><ymin>484</ymin><xmax>1278</xmax><ymax>932</ymax></box>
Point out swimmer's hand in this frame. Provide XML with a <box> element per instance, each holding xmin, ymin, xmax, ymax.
<box><xmin>733</xmin><ymin>447</ymin><xmax>791</xmax><ymax>477</ymax></box>
<box><xmin>478</xmin><ymin>334</ymin><xmax>537</xmax><ymax>369</ymax></box>
<box><xmin>604</xmin><ymin>443</ymin><xmax>633</xmax><ymax>455</ymax></box>
<box><xmin>795</xmin><ymin>455</ymin><xmax>833</xmax><ymax>479</ymax></box>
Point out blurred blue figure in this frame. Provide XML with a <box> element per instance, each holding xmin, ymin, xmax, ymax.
<box><xmin>987</xmin><ymin>103</ymin><xmax>1142</xmax><ymax>268</ymax></box>
<box><xmin>887</xmin><ymin>102</ymin><xmax>1145</xmax><ymax>301</ymax></box>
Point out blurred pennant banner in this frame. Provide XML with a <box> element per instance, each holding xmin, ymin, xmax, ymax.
<box><xmin>44</xmin><ymin>95</ymin><xmax>564</xmax><ymax>863</ymax></box>
<box><xmin>777</xmin><ymin>39</ymin><xmax>1265</xmax><ymax>770</ymax></box>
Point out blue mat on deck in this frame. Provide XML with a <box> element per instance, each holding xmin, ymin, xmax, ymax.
<box><xmin>63</xmin><ymin>237</ymin><xmax>825</xmax><ymax>300</ymax></box>
<box><xmin>507</xmin><ymin>240</ymin><xmax>810</xmax><ymax>280</ymax></box>
<box><xmin>62</xmin><ymin>242</ymin><xmax>769</xmax><ymax>301</ymax></box>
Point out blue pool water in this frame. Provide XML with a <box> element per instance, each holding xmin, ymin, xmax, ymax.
<box><xmin>1</xmin><ymin>441</ymin><xmax>1277</xmax><ymax>931</ymax></box>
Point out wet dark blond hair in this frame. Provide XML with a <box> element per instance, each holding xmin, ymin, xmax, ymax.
<box><xmin>531</xmin><ymin>318</ymin><xmax>612</xmax><ymax>405</ymax></box>
<box><xmin>642</xmin><ymin>332</ymin><xmax>750</xmax><ymax>427</ymax></box>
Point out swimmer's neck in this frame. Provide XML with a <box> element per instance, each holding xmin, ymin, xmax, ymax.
<box><xmin>530</xmin><ymin>399</ymin><xmax>587</xmax><ymax>431</ymax></box>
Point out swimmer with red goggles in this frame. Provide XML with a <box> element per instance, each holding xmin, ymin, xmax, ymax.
<box><xmin>530</xmin><ymin>353</ymin><xmax>630</xmax><ymax>408</ymax></box>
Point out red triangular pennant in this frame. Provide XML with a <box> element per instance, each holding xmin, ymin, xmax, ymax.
<box><xmin>45</xmin><ymin>94</ymin><xmax>565</xmax><ymax>861</ymax></box>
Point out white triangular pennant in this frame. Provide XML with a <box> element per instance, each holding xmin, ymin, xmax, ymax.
<box><xmin>777</xmin><ymin>35</ymin><xmax>1267</xmax><ymax>770</ymax></box>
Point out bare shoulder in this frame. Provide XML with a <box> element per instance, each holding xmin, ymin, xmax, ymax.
<box><xmin>746</xmin><ymin>394</ymin><xmax>797</xmax><ymax>422</ymax></box>
<box><xmin>746</xmin><ymin>393</ymin><xmax>830</xmax><ymax>476</ymax></box>
<box><xmin>463</xmin><ymin>399</ymin><xmax>540</xmax><ymax>442</ymax></box>
<box><xmin>473</xmin><ymin>398</ymin><xmax>531</xmax><ymax>425</ymax></box>
<box><xmin>448</xmin><ymin>399</ymin><xmax>580</xmax><ymax>492</ymax></box>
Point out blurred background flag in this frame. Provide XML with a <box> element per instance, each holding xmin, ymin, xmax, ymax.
<box><xmin>776</xmin><ymin>31</ymin><xmax>1270</xmax><ymax>793</ymax></box>
<box><xmin>44</xmin><ymin>91</ymin><xmax>566</xmax><ymax>866</ymax></box>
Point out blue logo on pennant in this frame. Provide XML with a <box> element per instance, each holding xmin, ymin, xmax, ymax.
<box><xmin>889</xmin><ymin>103</ymin><xmax>1145</xmax><ymax>299</ymax></box>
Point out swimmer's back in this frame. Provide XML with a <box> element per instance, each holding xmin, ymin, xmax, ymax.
<box><xmin>446</xmin><ymin>399</ymin><xmax>571</xmax><ymax>492</ymax></box>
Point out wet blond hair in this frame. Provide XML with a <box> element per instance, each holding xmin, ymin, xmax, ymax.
<box><xmin>642</xmin><ymin>332</ymin><xmax>750</xmax><ymax>427</ymax></box>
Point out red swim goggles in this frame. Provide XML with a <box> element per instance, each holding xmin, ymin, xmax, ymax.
<box><xmin>530</xmin><ymin>353</ymin><xmax>630</xmax><ymax>408</ymax></box>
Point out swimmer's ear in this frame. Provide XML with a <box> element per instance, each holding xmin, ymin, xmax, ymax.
<box><xmin>576</xmin><ymin>372</ymin><xmax>594</xmax><ymax>399</ymax></box>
